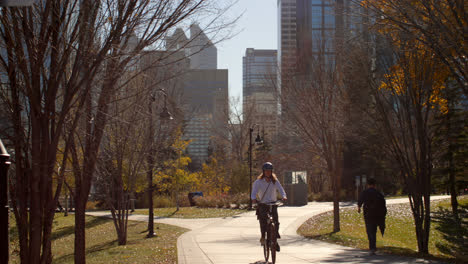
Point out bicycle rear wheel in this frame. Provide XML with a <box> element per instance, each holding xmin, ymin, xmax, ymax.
<box><xmin>269</xmin><ymin>223</ymin><xmax>277</xmax><ymax>264</ymax></box>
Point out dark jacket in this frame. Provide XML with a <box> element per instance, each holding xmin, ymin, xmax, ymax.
<box><xmin>358</xmin><ymin>187</ymin><xmax>387</xmax><ymax>235</ymax></box>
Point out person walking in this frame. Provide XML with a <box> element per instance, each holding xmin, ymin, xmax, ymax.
<box><xmin>251</xmin><ymin>162</ymin><xmax>287</xmax><ymax>251</ymax></box>
<box><xmin>358</xmin><ymin>178</ymin><xmax>387</xmax><ymax>255</ymax></box>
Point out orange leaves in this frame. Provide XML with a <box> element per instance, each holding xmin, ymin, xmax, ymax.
<box><xmin>378</xmin><ymin>43</ymin><xmax>450</xmax><ymax>113</ymax></box>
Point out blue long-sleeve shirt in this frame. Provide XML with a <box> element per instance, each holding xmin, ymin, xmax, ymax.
<box><xmin>251</xmin><ymin>178</ymin><xmax>287</xmax><ymax>203</ymax></box>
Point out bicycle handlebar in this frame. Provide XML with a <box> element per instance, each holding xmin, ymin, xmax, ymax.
<box><xmin>258</xmin><ymin>201</ymin><xmax>284</xmax><ymax>207</ymax></box>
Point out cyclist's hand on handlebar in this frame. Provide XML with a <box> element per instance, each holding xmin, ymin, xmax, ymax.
<box><xmin>282</xmin><ymin>197</ymin><xmax>287</xmax><ymax>201</ymax></box>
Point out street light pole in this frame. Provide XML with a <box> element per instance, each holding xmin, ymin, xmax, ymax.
<box><xmin>0</xmin><ymin>139</ymin><xmax>11</xmax><ymax>264</ymax></box>
<box><xmin>248</xmin><ymin>125</ymin><xmax>263</xmax><ymax>210</ymax></box>
<box><xmin>249</xmin><ymin>128</ymin><xmax>253</xmax><ymax>209</ymax></box>
<box><xmin>147</xmin><ymin>89</ymin><xmax>172</xmax><ymax>238</ymax></box>
<box><xmin>147</xmin><ymin>94</ymin><xmax>156</xmax><ymax>238</ymax></box>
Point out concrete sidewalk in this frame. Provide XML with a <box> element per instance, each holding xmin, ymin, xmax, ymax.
<box><xmin>87</xmin><ymin>196</ymin><xmax>449</xmax><ymax>264</ymax></box>
<box><xmin>176</xmin><ymin>197</ymin><xmax>449</xmax><ymax>264</ymax></box>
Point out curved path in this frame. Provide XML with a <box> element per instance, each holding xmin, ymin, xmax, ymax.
<box><xmin>87</xmin><ymin>196</ymin><xmax>449</xmax><ymax>264</ymax></box>
<box><xmin>176</xmin><ymin>196</ymin><xmax>449</xmax><ymax>264</ymax></box>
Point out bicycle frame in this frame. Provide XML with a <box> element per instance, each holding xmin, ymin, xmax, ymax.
<box><xmin>259</xmin><ymin>201</ymin><xmax>282</xmax><ymax>264</ymax></box>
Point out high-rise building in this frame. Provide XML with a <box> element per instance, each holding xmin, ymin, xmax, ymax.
<box><xmin>277</xmin><ymin>0</ymin><xmax>297</xmax><ymax>78</ymax></box>
<box><xmin>279</xmin><ymin>0</ymin><xmax>361</xmax><ymax>74</ymax></box>
<box><xmin>242</xmin><ymin>48</ymin><xmax>279</xmax><ymax>139</ymax></box>
<box><xmin>277</xmin><ymin>0</ymin><xmax>368</xmax><ymax>192</ymax></box>
<box><xmin>166</xmin><ymin>24</ymin><xmax>217</xmax><ymax>70</ymax></box>
<box><xmin>188</xmin><ymin>24</ymin><xmax>217</xmax><ymax>70</ymax></box>
<box><xmin>182</xmin><ymin>69</ymin><xmax>228</xmax><ymax>164</ymax></box>
<box><xmin>166</xmin><ymin>25</ymin><xmax>228</xmax><ymax>166</ymax></box>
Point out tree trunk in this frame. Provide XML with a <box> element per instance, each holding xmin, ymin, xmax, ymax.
<box><xmin>74</xmin><ymin>197</ymin><xmax>87</xmax><ymax>264</ymax></box>
<box><xmin>410</xmin><ymin>189</ymin><xmax>431</xmax><ymax>254</ymax></box>
<box><xmin>332</xmin><ymin>166</ymin><xmax>341</xmax><ymax>233</ymax></box>
<box><xmin>40</xmin><ymin>201</ymin><xmax>56</xmax><ymax>264</ymax></box>
<box><xmin>447</xmin><ymin>116</ymin><xmax>459</xmax><ymax>218</ymax></box>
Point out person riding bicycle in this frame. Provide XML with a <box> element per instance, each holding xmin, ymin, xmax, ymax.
<box><xmin>251</xmin><ymin>162</ymin><xmax>287</xmax><ymax>251</ymax></box>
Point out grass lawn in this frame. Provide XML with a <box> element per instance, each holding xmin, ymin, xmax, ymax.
<box><xmin>298</xmin><ymin>196</ymin><xmax>467</xmax><ymax>263</ymax></box>
<box><xmin>9</xmin><ymin>214</ymin><xmax>188</xmax><ymax>264</ymax></box>
<box><xmin>132</xmin><ymin>207</ymin><xmax>247</xmax><ymax>218</ymax></box>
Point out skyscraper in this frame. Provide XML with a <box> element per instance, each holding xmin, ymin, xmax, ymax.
<box><xmin>277</xmin><ymin>0</ymin><xmax>297</xmax><ymax>82</ymax></box>
<box><xmin>166</xmin><ymin>25</ymin><xmax>228</xmax><ymax>166</ymax></box>
<box><xmin>243</xmin><ymin>48</ymin><xmax>278</xmax><ymax>139</ymax></box>
<box><xmin>279</xmin><ymin>0</ymin><xmax>360</xmax><ymax>74</ymax></box>
<box><xmin>188</xmin><ymin>24</ymin><xmax>217</xmax><ymax>70</ymax></box>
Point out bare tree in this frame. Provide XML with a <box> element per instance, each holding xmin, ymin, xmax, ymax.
<box><xmin>0</xmin><ymin>0</ymin><xmax>236</xmax><ymax>263</ymax></box>
<box><xmin>93</xmin><ymin>73</ymin><xmax>151</xmax><ymax>245</ymax></box>
<box><xmin>281</xmin><ymin>49</ymin><xmax>347</xmax><ymax>232</ymax></box>
<box><xmin>0</xmin><ymin>1</ymin><xmax>133</xmax><ymax>262</ymax></box>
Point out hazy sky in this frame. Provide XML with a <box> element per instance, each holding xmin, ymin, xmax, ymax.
<box><xmin>217</xmin><ymin>0</ymin><xmax>277</xmax><ymax>111</ymax></box>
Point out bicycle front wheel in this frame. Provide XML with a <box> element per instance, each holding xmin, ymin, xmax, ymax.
<box><xmin>263</xmin><ymin>237</ymin><xmax>269</xmax><ymax>262</ymax></box>
<box><xmin>269</xmin><ymin>223</ymin><xmax>277</xmax><ymax>264</ymax></box>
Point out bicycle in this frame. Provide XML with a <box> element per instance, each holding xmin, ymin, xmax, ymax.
<box><xmin>259</xmin><ymin>201</ymin><xmax>282</xmax><ymax>264</ymax></box>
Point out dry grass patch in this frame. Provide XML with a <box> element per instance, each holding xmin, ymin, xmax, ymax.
<box><xmin>9</xmin><ymin>214</ymin><xmax>187</xmax><ymax>264</ymax></box>
<box><xmin>298</xmin><ymin>196</ymin><xmax>467</xmax><ymax>263</ymax></box>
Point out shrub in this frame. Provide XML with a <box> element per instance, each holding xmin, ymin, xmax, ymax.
<box><xmin>194</xmin><ymin>195</ymin><xmax>216</xmax><ymax>208</ymax></box>
<box><xmin>85</xmin><ymin>201</ymin><xmax>103</xmax><ymax>210</ymax></box>
<box><xmin>308</xmin><ymin>191</ymin><xmax>333</xmax><ymax>202</ymax></box>
<box><xmin>192</xmin><ymin>194</ymin><xmax>233</xmax><ymax>208</ymax></box>
<box><xmin>177</xmin><ymin>194</ymin><xmax>191</xmax><ymax>207</ymax></box>
<box><xmin>153</xmin><ymin>195</ymin><xmax>175</xmax><ymax>208</ymax></box>
<box><xmin>231</xmin><ymin>193</ymin><xmax>250</xmax><ymax>209</ymax></box>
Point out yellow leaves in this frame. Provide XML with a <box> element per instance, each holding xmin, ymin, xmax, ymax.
<box><xmin>429</xmin><ymin>88</ymin><xmax>448</xmax><ymax>114</ymax></box>
<box><xmin>380</xmin><ymin>65</ymin><xmax>406</xmax><ymax>95</ymax></box>
<box><xmin>193</xmin><ymin>156</ymin><xmax>230</xmax><ymax>196</ymax></box>
<box><xmin>378</xmin><ymin>44</ymin><xmax>450</xmax><ymax>114</ymax></box>
<box><xmin>153</xmin><ymin>129</ymin><xmax>196</xmax><ymax>193</ymax></box>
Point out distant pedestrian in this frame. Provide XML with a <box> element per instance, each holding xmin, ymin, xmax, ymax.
<box><xmin>358</xmin><ymin>178</ymin><xmax>387</xmax><ymax>255</ymax></box>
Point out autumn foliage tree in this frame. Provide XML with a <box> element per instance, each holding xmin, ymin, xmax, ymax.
<box><xmin>154</xmin><ymin>131</ymin><xmax>198</xmax><ymax>210</ymax></box>
<box><xmin>359</xmin><ymin>0</ymin><xmax>467</xmax><ymax>97</ymax></box>
<box><xmin>196</xmin><ymin>156</ymin><xmax>231</xmax><ymax>196</ymax></box>
<box><xmin>347</xmin><ymin>0</ymin><xmax>468</xmax><ymax>254</ymax></box>
<box><xmin>370</xmin><ymin>38</ymin><xmax>448</xmax><ymax>254</ymax></box>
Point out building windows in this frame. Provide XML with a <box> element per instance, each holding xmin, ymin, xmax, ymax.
<box><xmin>311</xmin><ymin>5</ymin><xmax>322</xmax><ymax>26</ymax></box>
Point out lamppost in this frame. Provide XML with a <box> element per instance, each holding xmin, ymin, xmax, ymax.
<box><xmin>0</xmin><ymin>139</ymin><xmax>11</xmax><ymax>264</ymax></box>
<box><xmin>248</xmin><ymin>124</ymin><xmax>263</xmax><ymax>210</ymax></box>
<box><xmin>147</xmin><ymin>89</ymin><xmax>172</xmax><ymax>238</ymax></box>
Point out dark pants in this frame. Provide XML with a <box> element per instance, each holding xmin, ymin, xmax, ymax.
<box><xmin>365</xmin><ymin>220</ymin><xmax>377</xmax><ymax>251</ymax></box>
<box><xmin>257</xmin><ymin>204</ymin><xmax>280</xmax><ymax>238</ymax></box>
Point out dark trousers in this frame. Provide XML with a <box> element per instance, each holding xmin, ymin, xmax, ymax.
<box><xmin>257</xmin><ymin>204</ymin><xmax>279</xmax><ymax>238</ymax></box>
<box><xmin>365</xmin><ymin>220</ymin><xmax>377</xmax><ymax>250</ymax></box>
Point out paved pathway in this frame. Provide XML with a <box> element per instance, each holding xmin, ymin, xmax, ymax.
<box><xmin>87</xmin><ymin>196</ymin><xmax>450</xmax><ymax>264</ymax></box>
